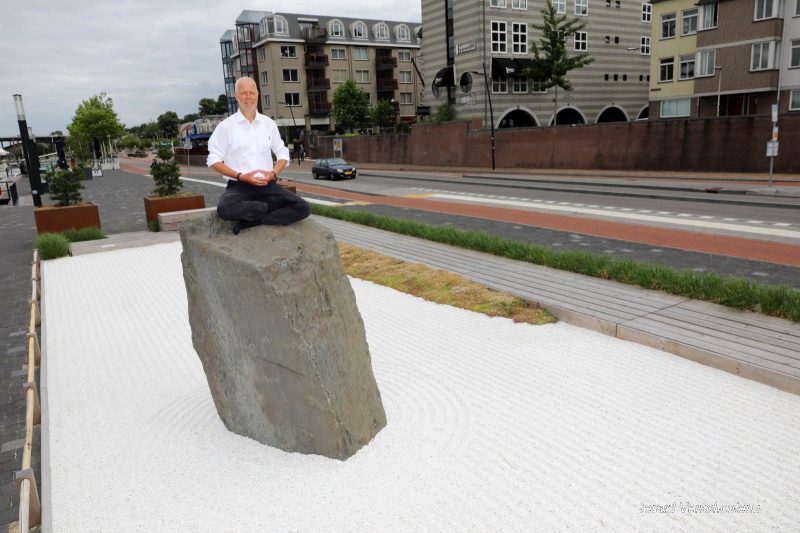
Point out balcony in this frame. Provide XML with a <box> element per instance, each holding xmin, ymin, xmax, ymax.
<box><xmin>309</xmin><ymin>101</ymin><xmax>332</xmax><ymax>116</ymax></box>
<box><xmin>376</xmin><ymin>55</ymin><xmax>397</xmax><ymax>70</ymax></box>
<box><xmin>301</xmin><ymin>26</ymin><xmax>327</xmax><ymax>42</ymax></box>
<box><xmin>376</xmin><ymin>78</ymin><xmax>398</xmax><ymax>92</ymax></box>
<box><xmin>307</xmin><ymin>77</ymin><xmax>331</xmax><ymax>91</ymax></box>
<box><xmin>304</xmin><ymin>53</ymin><xmax>329</xmax><ymax>68</ymax></box>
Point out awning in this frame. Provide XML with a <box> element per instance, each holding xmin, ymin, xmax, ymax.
<box><xmin>188</xmin><ymin>132</ymin><xmax>212</xmax><ymax>141</ymax></box>
<box><xmin>515</xmin><ymin>58</ymin><xmax>538</xmax><ymax>75</ymax></box>
<box><xmin>491</xmin><ymin>58</ymin><xmax>520</xmax><ymax>78</ymax></box>
<box><xmin>432</xmin><ymin>66</ymin><xmax>454</xmax><ymax>87</ymax></box>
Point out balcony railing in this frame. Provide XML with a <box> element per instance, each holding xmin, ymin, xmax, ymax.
<box><xmin>309</xmin><ymin>101</ymin><xmax>332</xmax><ymax>116</ymax></box>
<box><xmin>376</xmin><ymin>78</ymin><xmax>399</xmax><ymax>91</ymax></box>
<box><xmin>307</xmin><ymin>77</ymin><xmax>331</xmax><ymax>91</ymax></box>
<box><xmin>304</xmin><ymin>53</ymin><xmax>329</xmax><ymax>68</ymax></box>
<box><xmin>376</xmin><ymin>55</ymin><xmax>398</xmax><ymax>70</ymax></box>
<box><xmin>301</xmin><ymin>27</ymin><xmax>327</xmax><ymax>41</ymax></box>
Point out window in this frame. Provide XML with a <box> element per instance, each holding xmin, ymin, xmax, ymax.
<box><xmin>375</xmin><ymin>22</ymin><xmax>389</xmax><ymax>40</ymax></box>
<box><xmin>397</xmin><ymin>25</ymin><xmax>411</xmax><ymax>41</ymax></box>
<box><xmin>752</xmin><ymin>41</ymin><xmax>778</xmax><ymax>71</ymax></box>
<box><xmin>492</xmin><ymin>77</ymin><xmax>508</xmax><ymax>93</ymax></box>
<box><xmin>661</xmin><ymin>13</ymin><xmax>676</xmax><ymax>39</ymax></box>
<box><xmin>575</xmin><ymin>0</ymin><xmax>588</xmax><ymax>15</ymax></box>
<box><xmin>354</xmin><ymin>47</ymin><xmax>369</xmax><ymax>60</ymax></box>
<box><xmin>331</xmin><ymin>48</ymin><xmax>346</xmax><ymax>60</ymax></box>
<box><xmin>574</xmin><ymin>31</ymin><xmax>587</xmax><ymax>51</ymax></box>
<box><xmin>797</xmin><ymin>0</ymin><xmax>800</xmax><ymax>15</ymax></box>
<box><xmin>791</xmin><ymin>39</ymin><xmax>800</xmax><ymax>68</ymax></box>
<box><xmin>682</xmin><ymin>8</ymin><xmax>697</xmax><ymax>35</ymax></box>
<box><xmin>512</xmin><ymin>0</ymin><xmax>528</xmax><ymax>9</ymax></box>
<box><xmin>512</xmin><ymin>78</ymin><xmax>528</xmax><ymax>93</ymax></box>
<box><xmin>332</xmin><ymin>69</ymin><xmax>348</xmax><ymax>83</ymax></box>
<box><xmin>491</xmin><ymin>0</ymin><xmax>507</xmax><ymax>6</ymax></box>
<box><xmin>399</xmin><ymin>71</ymin><xmax>413</xmax><ymax>83</ymax></box>
<box><xmin>700</xmin><ymin>3</ymin><xmax>718</xmax><ymax>29</ymax></box>
<box><xmin>280</xmin><ymin>45</ymin><xmax>297</xmax><ymax>58</ymax></box>
<box><xmin>355</xmin><ymin>70</ymin><xmax>370</xmax><ymax>83</ymax></box>
<box><xmin>554</xmin><ymin>0</ymin><xmax>566</xmax><ymax>13</ymax></box>
<box><xmin>531</xmin><ymin>78</ymin><xmax>547</xmax><ymax>93</ymax></box>
<box><xmin>274</xmin><ymin>17</ymin><xmax>288</xmax><ymax>34</ymax></box>
<box><xmin>263</xmin><ymin>95</ymin><xmax>270</xmax><ymax>109</ymax></box>
<box><xmin>352</xmin><ymin>21</ymin><xmax>367</xmax><ymax>38</ymax></box>
<box><xmin>329</xmin><ymin>20</ymin><xmax>344</xmax><ymax>37</ymax></box>
<box><xmin>284</xmin><ymin>93</ymin><xmax>300</xmax><ymax>106</ymax></box>
<box><xmin>697</xmin><ymin>49</ymin><xmax>716</xmax><ymax>76</ymax></box>
<box><xmin>790</xmin><ymin>90</ymin><xmax>800</xmax><ymax>110</ymax></box>
<box><xmin>679</xmin><ymin>54</ymin><xmax>695</xmax><ymax>80</ymax></box>
<box><xmin>659</xmin><ymin>57</ymin><xmax>674</xmax><ymax>82</ymax></box>
<box><xmin>512</xmin><ymin>23</ymin><xmax>527</xmax><ymax>54</ymax></box>
<box><xmin>642</xmin><ymin>3</ymin><xmax>652</xmax><ymax>22</ymax></box>
<box><xmin>260</xmin><ymin>72</ymin><xmax>269</xmax><ymax>85</ymax></box>
<box><xmin>398</xmin><ymin>49</ymin><xmax>412</xmax><ymax>62</ymax></box>
<box><xmin>661</xmin><ymin>98</ymin><xmax>690</xmax><ymax>117</ymax></box>
<box><xmin>755</xmin><ymin>0</ymin><xmax>781</xmax><ymax>20</ymax></box>
<box><xmin>492</xmin><ymin>21</ymin><xmax>507</xmax><ymax>53</ymax></box>
<box><xmin>259</xmin><ymin>48</ymin><xmax>266</xmax><ymax>62</ymax></box>
<box><xmin>641</xmin><ymin>36</ymin><xmax>651</xmax><ymax>55</ymax></box>
<box><xmin>400</xmin><ymin>92</ymin><xmax>414</xmax><ymax>104</ymax></box>
<box><xmin>283</xmin><ymin>69</ymin><xmax>299</xmax><ymax>82</ymax></box>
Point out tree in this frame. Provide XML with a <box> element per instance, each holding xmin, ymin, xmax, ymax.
<box><xmin>431</xmin><ymin>101</ymin><xmax>456</xmax><ymax>123</ymax></box>
<box><xmin>66</xmin><ymin>92</ymin><xmax>126</xmax><ymax>154</ymax></box>
<box><xmin>182</xmin><ymin>113</ymin><xmax>200</xmax><ymax>123</ymax></box>
<box><xmin>372</xmin><ymin>100</ymin><xmax>397</xmax><ymax>131</ymax></box>
<box><xmin>528</xmin><ymin>0</ymin><xmax>594</xmax><ymax>126</ymax></box>
<box><xmin>214</xmin><ymin>94</ymin><xmax>228</xmax><ymax>114</ymax></box>
<box><xmin>331</xmin><ymin>80</ymin><xmax>371</xmax><ymax>133</ymax></box>
<box><xmin>149</xmin><ymin>146</ymin><xmax>183</xmax><ymax>197</ymax></box>
<box><xmin>157</xmin><ymin>111</ymin><xmax>180</xmax><ymax>138</ymax></box>
<box><xmin>198</xmin><ymin>98</ymin><xmax>217</xmax><ymax>116</ymax></box>
<box><xmin>45</xmin><ymin>167</ymin><xmax>85</xmax><ymax>206</ymax></box>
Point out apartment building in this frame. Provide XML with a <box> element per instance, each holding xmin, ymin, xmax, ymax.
<box><xmin>218</xmin><ymin>10</ymin><xmax>422</xmax><ymax>137</ymax></box>
<box><xmin>649</xmin><ymin>0</ymin><xmax>800</xmax><ymax>119</ymax></box>
<box><xmin>420</xmin><ymin>0</ymin><xmax>653</xmax><ymax>128</ymax></box>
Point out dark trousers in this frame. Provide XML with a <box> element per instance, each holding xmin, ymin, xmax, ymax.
<box><xmin>217</xmin><ymin>180</ymin><xmax>311</xmax><ymax>226</ymax></box>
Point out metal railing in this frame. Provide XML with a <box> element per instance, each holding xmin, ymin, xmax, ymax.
<box><xmin>17</xmin><ymin>249</ymin><xmax>42</xmax><ymax>530</ymax></box>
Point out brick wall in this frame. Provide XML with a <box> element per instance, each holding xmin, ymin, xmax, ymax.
<box><xmin>315</xmin><ymin>113</ymin><xmax>800</xmax><ymax>173</ymax></box>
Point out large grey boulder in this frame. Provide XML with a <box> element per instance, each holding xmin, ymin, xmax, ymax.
<box><xmin>179</xmin><ymin>212</ymin><xmax>386</xmax><ymax>460</ymax></box>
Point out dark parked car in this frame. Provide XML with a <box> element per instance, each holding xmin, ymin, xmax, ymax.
<box><xmin>312</xmin><ymin>158</ymin><xmax>357</xmax><ymax>180</ymax></box>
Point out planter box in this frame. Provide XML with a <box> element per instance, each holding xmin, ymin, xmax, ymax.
<box><xmin>34</xmin><ymin>203</ymin><xmax>101</xmax><ymax>234</ymax></box>
<box><xmin>281</xmin><ymin>184</ymin><xmax>297</xmax><ymax>194</ymax></box>
<box><xmin>143</xmin><ymin>194</ymin><xmax>205</xmax><ymax>227</ymax></box>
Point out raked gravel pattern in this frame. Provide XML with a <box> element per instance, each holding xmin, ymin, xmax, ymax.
<box><xmin>42</xmin><ymin>242</ymin><xmax>800</xmax><ymax>532</ymax></box>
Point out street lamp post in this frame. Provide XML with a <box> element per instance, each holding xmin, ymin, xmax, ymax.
<box><xmin>279</xmin><ymin>101</ymin><xmax>298</xmax><ymax>140</ymax></box>
<box><xmin>471</xmin><ymin>63</ymin><xmax>495</xmax><ymax>170</ymax></box>
<box><xmin>715</xmin><ymin>66</ymin><xmax>723</xmax><ymax>117</ymax></box>
<box><xmin>13</xmin><ymin>95</ymin><xmax>42</xmax><ymax>206</ymax></box>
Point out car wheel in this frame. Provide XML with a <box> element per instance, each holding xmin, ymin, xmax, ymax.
<box><xmin>312</xmin><ymin>171</ymin><xmax>319</xmax><ymax>179</ymax></box>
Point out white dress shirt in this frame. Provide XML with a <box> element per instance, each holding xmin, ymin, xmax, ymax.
<box><xmin>206</xmin><ymin>110</ymin><xmax>290</xmax><ymax>181</ymax></box>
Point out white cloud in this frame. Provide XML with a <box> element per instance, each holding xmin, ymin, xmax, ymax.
<box><xmin>0</xmin><ymin>0</ymin><xmax>421</xmax><ymax>138</ymax></box>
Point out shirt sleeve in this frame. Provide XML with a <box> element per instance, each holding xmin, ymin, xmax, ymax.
<box><xmin>206</xmin><ymin>121</ymin><xmax>229</xmax><ymax>167</ymax></box>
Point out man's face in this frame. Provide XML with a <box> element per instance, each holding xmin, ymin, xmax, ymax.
<box><xmin>235</xmin><ymin>80</ymin><xmax>258</xmax><ymax>114</ymax></box>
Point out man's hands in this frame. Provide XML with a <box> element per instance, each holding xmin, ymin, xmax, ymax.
<box><xmin>239</xmin><ymin>169</ymin><xmax>278</xmax><ymax>186</ymax></box>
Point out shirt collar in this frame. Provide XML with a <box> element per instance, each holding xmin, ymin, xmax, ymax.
<box><xmin>234</xmin><ymin>109</ymin><xmax>265</xmax><ymax>125</ymax></box>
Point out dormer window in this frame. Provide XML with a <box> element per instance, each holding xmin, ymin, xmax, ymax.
<box><xmin>274</xmin><ymin>16</ymin><xmax>288</xmax><ymax>35</ymax></box>
<box><xmin>329</xmin><ymin>19</ymin><xmax>344</xmax><ymax>37</ymax></box>
<box><xmin>396</xmin><ymin>24</ymin><xmax>411</xmax><ymax>41</ymax></box>
<box><xmin>374</xmin><ymin>22</ymin><xmax>390</xmax><ymax>40</ymax></box>
<box><xmin>352</xmin><ymin>21</ymin><xmax>367</xmax><ymax>38</ymax></box>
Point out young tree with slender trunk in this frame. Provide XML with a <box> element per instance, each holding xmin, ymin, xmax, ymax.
<box><xmin>527</xmin><ymin>0</ymin><xmax>594</xmax><ymax>126</ymax></box>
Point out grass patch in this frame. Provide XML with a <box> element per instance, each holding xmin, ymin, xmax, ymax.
<box><xmin>313</xmin><ymin>204</ymin><xmax>800</xmax><ymax>323</ymax></box>
<box><xmin>339</xmin><ymin>243</ymin><xmax>555</xmax><ymax>325</ymax></box>
<box><xmin>148</xmin><ymin>220</ymin><xmax>160</xmax><ymax>232</ymax></box>
<box><xmin>34</xmin><ymin>226</ymin><xmax>106</xmax><ymax>260</ymax></box>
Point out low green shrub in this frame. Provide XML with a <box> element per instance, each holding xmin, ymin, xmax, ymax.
<box><xmin>62</xmin><ymin>226</ymin><xmax>105</xmax><ymax>242</ymax></box>
<box><xmin>34</xmin><ymin>233</ymin><xmax>71</xmax><ymax>260</ymax></box>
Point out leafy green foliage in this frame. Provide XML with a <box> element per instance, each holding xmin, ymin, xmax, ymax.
<box><xmin>34</xmin><ymin>233</ymin><xmax>71</xmax><ymax>260</ymax></box>
<box><xmin>432</xmin><ymin>101</ymin><xmax>456</xmax><ymax>123</ymax></box>
<box><xmin>528</xmin><ymin>0</ymin><xmax>595</xmax><ymax>125</ymax></box>
<box><xmin>62</xmin><ymin>226</ymin><xmax>105</xmax><ymax>242</ymax></box>
<box><xmin>372</xmin><ymin>100</ymin><xmax>397</xmax><ymax>129</ymax></box>
<box><xmin>149</xmin><ymin>146</ymin><xmax>183</xmax><ymax>197</ymax></box>
<box><xmin>45</xmin><ymin>167</ymin><xmax>85</xmax><ymax>206</ymax></box>
<box><xmin>157</xmin><ymin>111</ymin><xmax>180</xmax><ymax>138</ymax></box>
<box><xmin>311</xmin><ymin>204</ymin><xmax>800</xmax><ymax>322</ymax></box>
<box><xmin>331</xmin><ymin>80</ymin><xmax>372</xmax><ymax>133</ymax></box>
<box><xmin>66</xmin><ymin>92</ymin><xmax>126</xmax><ymax>151</ymax></box>
<box><xmin>394</xmin><ymin>120</ymin><xmax>411</xmax><ymax>134</ymax></box>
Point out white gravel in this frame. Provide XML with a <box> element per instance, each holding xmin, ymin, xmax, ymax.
<box><xmin>41</xmin><ymin>241</ymin><xmax>800</xmax><ymax>532</ymax></box>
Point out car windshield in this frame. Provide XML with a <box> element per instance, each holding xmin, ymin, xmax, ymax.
<box><xmin>328</xmin><ymin>158</ymin><xmax>348</xmax><ymax>166</ymax></box>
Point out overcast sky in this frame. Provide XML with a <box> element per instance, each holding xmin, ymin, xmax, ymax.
<box><xmin>0</xmin><ymin>0</ymin><xmax>421</xmax><ymax>139</ymax></box>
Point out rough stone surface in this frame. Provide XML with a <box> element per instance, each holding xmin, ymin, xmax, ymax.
<box><xmin>179</xmin><ymin>212</ymin><xmax>386</xmax><ymax>460</ymax></box>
